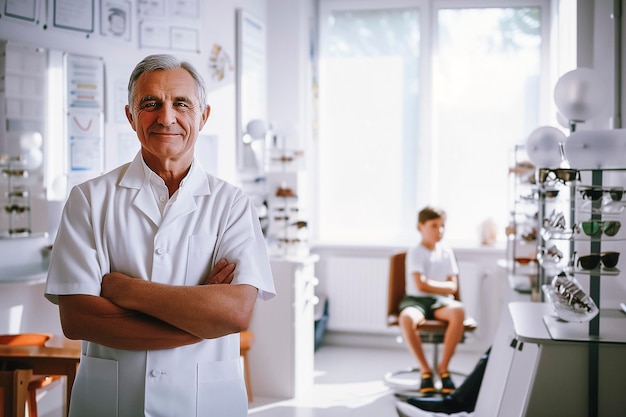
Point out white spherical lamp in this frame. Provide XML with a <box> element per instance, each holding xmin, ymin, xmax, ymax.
<box><xmin>525</xmin><ymin>126</ymin><xmax>566</xmax><ymax>168</ymax></box>
<box><xmin>553</xmin><ymin>68</ymin><xmax>607</xmax><ymax>123</ymax></box>
<box><xmin>19</xmin><ymin>132</ymin><xmax>43</xmax><ymax>150</ymax></box>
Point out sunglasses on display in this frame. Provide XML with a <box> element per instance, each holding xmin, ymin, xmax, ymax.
<box><xmin>541</xmin><ymin>244</ymin><xmax>564</xmax><ymax>262</ymax></box>
<box><xmin>544</xmin><ymin>211</ymin><xmax>566</xmax><ymax>230</ymax></box>
<box><xmin>2</xmin><ymin>169</ymin><xmax>28</xmax><ymax>178</ymax></box>
<box><xmin>7</xmin><ymin>189</ymin><xmax>28</xmax><ymax>198</ymax></box>
<box><xmin>541</xmin><ymin>189</ymin><xmax>560</xmax><ymax>199</ymax></box>
<box><xmin>537</xmin><ymin>168</ymin><xmax>580</xmax><ymax>186</ymax></box>
<box><xmin>4</xmin><ymin>204</ymin><xmax>30</xmax><ymax>214</ymax></box>
<box><xmin>576</xmin><ymin>251</ymin><xmax>620</xmax><ymax>270</ymax></box>
<box><xmin>578</xmin><ymin>186</ymin><xmax>624</xmax><ymax>202</ymax></box>
<box><xmin>578</xmin><ymin>220</ymin><xmax>621</xmax><ymax>237</ymax></box>
<box><xmin>515</xmin><ymin>257</ymin><xmax>536</xmax><ymax>265</ymax></box>
<box><xmin>9</xmin><ymin>227</ymin><xmax>31</xmax><ymax>235</ymax></box>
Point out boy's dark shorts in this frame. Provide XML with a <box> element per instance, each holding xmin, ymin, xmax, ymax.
<box><xmin>399</xmin><ymin>295</ymin><xmax>455</xmax><ymax>320</ymax></box>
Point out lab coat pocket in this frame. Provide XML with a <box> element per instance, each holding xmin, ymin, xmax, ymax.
<box><xmin>186</xmin><ymin>234</ymin><xmax>217</xmax><ymax>285</ymax></box>
<box><xmin>70</xmin><ymin>355</ymin><xmax>118</xmax><ymax>417</ymax></box>
<box><xmin>197</xmin><ymin>358</ymin><xmax>248</xmax><ymax>417</ymax></box>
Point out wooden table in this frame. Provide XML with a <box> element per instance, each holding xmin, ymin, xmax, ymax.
<box><xmin>0</xmin><ymin>335</ymin><xmax>81</xmax><ymax>417</ymax></box>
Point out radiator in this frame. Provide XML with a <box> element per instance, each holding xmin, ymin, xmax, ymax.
<box><xmin>326</xmin><ymin>256</ymin><xmax>391</xmax><ymax>333</ymax></box>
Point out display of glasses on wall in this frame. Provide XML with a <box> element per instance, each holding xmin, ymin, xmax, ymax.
<box><xmin>267</xmin><ymin>181</ymin><xmax>309</xmax><ymax>257</ymax></box>
<box><xmin>1</xmin><ymin>155</ymin><xmax>32</xmax><ymax>238</ymax></box>
<box><xmin>506</xmin><ymin>145</ymin><xmax>539</xmax><ymax>295</ymax></box>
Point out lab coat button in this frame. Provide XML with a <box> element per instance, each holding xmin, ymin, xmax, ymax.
<box><xmin>155</xmin><ymin>248</ymin><xmax>166</xmax><ymax>255</ymax></box>
<box><xmin>151</xmin><ymin>369</ymin><xmax>162</xmax><ymax>377</ymax></box>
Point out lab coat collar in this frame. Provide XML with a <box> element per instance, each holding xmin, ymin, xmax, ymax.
<box><xmin>119</xmin><ymin>152</ymin><xmax>212</xmax><ymax>226</ymax></box>
<box><xmin>119</xmin><ymin>152</ymin><xmax>211</xmax><ymax>196</ymax></box>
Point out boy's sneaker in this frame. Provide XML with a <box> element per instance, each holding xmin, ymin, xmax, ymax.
<box><xmin>419</xmin><ymin>372</ymin><xmax>436</xmax><ymax>394</ymax></box>
<box><xmin>439</xmin><ymin>371</ymin><xmax>456</xmax><ymax>394</ymax></box>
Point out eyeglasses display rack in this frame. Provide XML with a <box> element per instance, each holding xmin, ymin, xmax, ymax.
<box><xmin>1</xmin><ymin>155</ymin><xmax>32</xmax><ymax>238</ymax></box>
<box><xmin>264</xmin><ymin>140</ymin><xmax>309</xmax><ymax>259</ymax></box>
<box><xmin>493</xmin><ymin>163</ymin><xmax>626</xmax><ymax>417</ymax></box>
<box><xmin>536</xmin><ymin>166</ymin><xmax>626</xmax><ymax>417</ymax></box>
<box><xmin>505</xmin><ymin>144</ymin><xmax>539</xmax><ymax>297</ymax></box>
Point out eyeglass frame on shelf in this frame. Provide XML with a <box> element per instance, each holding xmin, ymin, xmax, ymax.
<box><xmin>578</xmin><ymin>185</ymin><xmax>624</xmax><ymax>202</ymax></box>
<box><xmin>575</xmin><ymin>251</ymin><xmax>620</xmax><ymax>270</ymax></box>
<box><xmin>536</xmin><ymin>168</ymin><xmax>580</xmax><ymax>186</ymax></box>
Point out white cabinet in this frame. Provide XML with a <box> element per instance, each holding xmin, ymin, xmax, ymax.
<box><xmin>498</xmin><ymin>339</ymin><xmax>539</xmax><ymax>417</ymax></box>
<box><xmin>248</xmin><ymin>255</ymin><xmax>318</xmax><ymax>398</ymax></box>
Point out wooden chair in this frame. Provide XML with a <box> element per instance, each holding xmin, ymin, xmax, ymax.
<box><xmin>0</xmin><ymin>333</ymin><xmax>63</xmax><ymax>417</ymax></box>
<box><xmin>239</xmin><ymin>330</ymin><xmax>254</xmax><ymax>402</ymax></box>
<box><xmin>384</xmin><ymin>251</ymin><xmax>477</xmax><ymax>391</ymax></box>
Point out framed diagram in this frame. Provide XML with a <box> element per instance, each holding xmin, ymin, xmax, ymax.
<box><xmin>53</xmin><ymin>0</ymin><xmax>94</xmax><ymax>33</ymax></box>
<box><xmin>100</xmin><ymin>0</ymin><xmax>131</xmax><ymax>41</ymax></box>
<box><xmin>4</xmin><ymin>0</ymin><xmax>38</xmax><ymax>22</ymax></box>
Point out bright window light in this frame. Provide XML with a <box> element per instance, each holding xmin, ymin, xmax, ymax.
<box><xmin>317</xmin><ymin>1</ymin><xmax>551</xmax><ymax>246</ymax></box>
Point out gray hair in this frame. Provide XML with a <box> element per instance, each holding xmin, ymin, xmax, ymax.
<box><xmin>127</xmin><ymin>54</ymin><xmax>207</xmax><ymax>109</ymax></box>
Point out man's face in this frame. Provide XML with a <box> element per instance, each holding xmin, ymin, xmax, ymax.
<box><xmin>125</xmin><ymin>67</ymin><xmax>210</xmax><ymax>165</ymax></box>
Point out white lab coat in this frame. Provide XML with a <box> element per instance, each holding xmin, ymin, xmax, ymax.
<box><xmin>45</xmin><ymin>153</ymin><xmax>275</xmax><ymax>417</ymax></box>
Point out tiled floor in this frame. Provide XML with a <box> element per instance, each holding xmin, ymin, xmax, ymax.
<box><xmin>249</xmin><ymin>344</ymin><xmax>482</xmax><ymax>417</ymax></box>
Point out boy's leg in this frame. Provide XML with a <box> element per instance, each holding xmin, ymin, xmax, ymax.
<box><xmin>399</xmin><ymin>308</ymin><xmax>431</xmax><ymax>373</ymax></box>
<box><xmin>399</xmin><ymin>307</ymin><xmax>437</xmax><ymax>393</ymax></box>
<box><xmin>432</xmin><ymin>302</ymin><xmax>465</xmax><ymax>374</ymax></box>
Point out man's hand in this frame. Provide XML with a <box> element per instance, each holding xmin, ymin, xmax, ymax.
<box><xmin>204</xmin><ymin>258</ymin><xmax>235</xmax><ymax>285</ymax></box>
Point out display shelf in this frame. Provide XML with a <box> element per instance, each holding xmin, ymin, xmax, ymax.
<box><xmin>564</xmin><ymin>266</ymin><xmax>621</xmax><ymax>276</ymax></box>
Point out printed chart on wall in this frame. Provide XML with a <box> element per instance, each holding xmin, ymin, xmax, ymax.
<box><xmin>64</xmin><ymin>53</ymin><xmax>104</xmax><ymax>188</ymax></box>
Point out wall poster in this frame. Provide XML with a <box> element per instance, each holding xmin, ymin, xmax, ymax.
<box><xmin>64</xmin><ymin>53</ymin><xmax>104</xmax><ymax>188</ymax></box>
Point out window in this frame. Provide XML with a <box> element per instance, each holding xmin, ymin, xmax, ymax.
<box><xmin>316</xmin><ymin>0</ymin><xmax>553</xmax><ymax>245</ymax></box>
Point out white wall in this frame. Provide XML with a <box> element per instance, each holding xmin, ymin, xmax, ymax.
<box><xmin>0</xmin><ymin>0</ymin><xmax>267</xmax><ymax>185</ymax></box>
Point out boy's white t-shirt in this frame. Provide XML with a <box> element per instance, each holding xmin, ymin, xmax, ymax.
<box><xmin>406</xmin><ymin>242</ymin><xmax>459</xmax><ymax>296</ymax></box>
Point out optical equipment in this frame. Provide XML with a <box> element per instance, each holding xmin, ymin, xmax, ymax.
<box><xmin>541</xmin><ymin>244</ymin><xmax>564</xmax><ymax>262</ymax></box>
<box><xmin>537</xmin><ymin>168</ymin><xmax>580</xmax><ymax>186</ymax></box>
<box><xmin>543</xmin><ymin>211</ymin><xmax>566</xmax><ymax>230</ymax></box>
<box><xmin>542</xmin><ymin>272</ymin><xmax>599</xmax><ymax>322</ymax></box>
<box><xmin>579</xmin><ymin>220</ymin><xmax>621</xmax><ymax>237</ymax></box>
<box><xmin>576</xmin><ymin>251</ymin><xmax>620</xmax><ymax>270</ymax></box>
<box><xmin>578</xmin><ymin>186</ymin><xmax>624</xmax><ymax>202</ymax></box>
